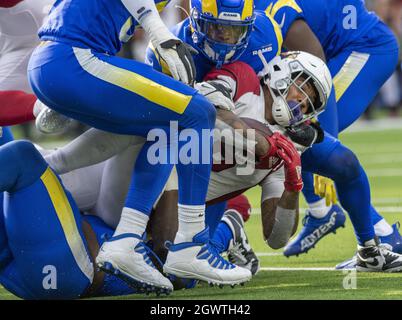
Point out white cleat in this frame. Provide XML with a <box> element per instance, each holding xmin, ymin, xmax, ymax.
<box><xmin>34</xmin><ymin>102</ymin><xmax>74</xmax><ymax>134</ymax></box>
<box><xmin>96</xmin><ymin>234</ymin><xmax>173</xmax><ymax>294</ymax></box>
<box><xmin>163</xmin><ymin>228</ymin><xmax>252</xmax><ymax>286</ymax></box>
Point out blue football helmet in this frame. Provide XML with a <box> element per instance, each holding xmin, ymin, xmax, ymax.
<box><xmin>190</xmin><ymin>0</ymin><xmax>256</xmax><ymax>68</ymax></box>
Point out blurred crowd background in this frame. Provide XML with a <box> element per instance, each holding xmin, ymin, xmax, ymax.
<box><xmin>17</xmin><ymin>0</ymin><xmax>402</xmax><ymax>141</ymax></box>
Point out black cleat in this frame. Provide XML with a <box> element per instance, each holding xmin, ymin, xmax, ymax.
<box><xmin>356</xmin><ymin>240</ymin><xmax>402</xmax><ymax>273</ymax></box>
<box><xmin>222</xmin><ymin>210</ymin><xmax>260</xmax><ymax>275</ymax></box>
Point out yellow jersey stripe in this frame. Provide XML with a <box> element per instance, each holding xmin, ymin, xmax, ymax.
<box><xmin>333</xmin><ymin>52</ymin><xmax>369</xmax><ymax>102</ymax></box>
<box><xmin>266</xmin><ymin>14</ymin><xmax>283</xmax><ymax>56</ymax></box>
<box><xmin>156</xmin><ymin>0</ymin><xmax>169</xmax><ymax>12</ymax></box>
<box><xmin>270</xmin><ymin>0</ymin><xmax>302</xmax><ymax>18</ymax></box>
<box><xmin>40</xmin><ymin>168</ymin><xmax>94</xmax><ymax>283</ymax></box>
<box><xmin>119</xmin><ymin>17</ymin><xmax>133</xmax><ymax>43</ymax></box>
<box><xmin>73</xmin><ymin>47</ymin><xmax>192</xmax><ymax>114</ymax></box>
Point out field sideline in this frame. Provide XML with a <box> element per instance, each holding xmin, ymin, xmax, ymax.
<box><xmin>1</xmin><ymin>121</ymin><xmax>402</xmax><ymax>300</ymax></box>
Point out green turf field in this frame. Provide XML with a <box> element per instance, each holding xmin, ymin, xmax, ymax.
<box><xmin>1</xmin><ymin>124</ymin><xmax>402</xmax><ymax>300</ymax></box>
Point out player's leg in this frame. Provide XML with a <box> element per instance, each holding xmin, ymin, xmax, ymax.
<box><xmin>294</xmin><ymin>135</ymin><xmax>402</xmax><ymax>271</ymax></box>
<box><xmin>0</xmin><ymin>140</ymin><xmax>95</xmax><ymax>299</ymax></box>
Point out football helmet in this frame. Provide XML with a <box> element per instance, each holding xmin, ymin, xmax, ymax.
<box><xmin>189</xmin><ymin>0</ymin><xmax>255</xmax><ymax>68</ymax></box>
<box><xmin>259</xmin><ymin>51</ymin><xmax>332</xmax><ymax>127</ymax></box>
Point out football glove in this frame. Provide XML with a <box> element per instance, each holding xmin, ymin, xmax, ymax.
<box><xmin>314</xmin><ymin>174</ymin><xmax>338</xmax><ymax>206</ymax></box>
<box><xmin>154</xmin><ymin>38</ymin><xmax>198</xmax><ymax>86</ymax></box>
<box><xmin>275</xmin><ymin>135</ymin><xmax>303</xmax><ymax>192</ymax></box>
<box><xmin>286</xmin><ymin>121</ymin><xmax>324</xmax><ymax>148</ymax></box>
<box><xmin>194</xmin><ymin>81</ymin><xmax>235</xmax><ymax>111</ymax></box>
<box><xmin>255</xmin><ymin>132</ymin><xmax>285</xmax><ymax>170</ymax></box>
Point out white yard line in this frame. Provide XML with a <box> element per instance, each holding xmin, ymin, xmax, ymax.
<box><xmin>259</xmin><ymin>267</ymin><xmax>336</xmax><ymax>271</ymax></box>
<box><xmin>251</xmin><ymin>206</ymin><xmax>402</xmax><ymax>215</ymax></box>
<box><xmin>346</xmin><ymin>118</ymin><xmax>402</xmax><ymax>133</ymax></box>
<box><xmin>255</xmin><ymin>252</ymin><xmax>283</xmax><ymax>257</ymax></box>
<box><xmin>366</xmin><ymin>168</ymin><xmax>402</xmax><ymax>177</ymax></box>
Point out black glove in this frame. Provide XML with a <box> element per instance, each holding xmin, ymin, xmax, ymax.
<box><xmin>286</xmin><ymin>121</ymin><xmax>324</xmax><ymax>148</ymax></box>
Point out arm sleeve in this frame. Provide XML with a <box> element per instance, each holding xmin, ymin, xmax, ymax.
<box><xmin>121</xmin><ymin>0</ymin><xmax>172</xmax><ymax>43</ymax></box>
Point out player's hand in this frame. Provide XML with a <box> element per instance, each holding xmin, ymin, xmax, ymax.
<box><xmin>154</xmin><ymin>38</ymin><xmax>198</xmax><ymax>86</ymax></box>
<box><xmin>314</xmin><ymin>174</ymin><xmax>338</xmax><ymax>206</ymax></box>
<box><xmin>275</xmin><ymin>135</ymin><xmax>303</xmax><ymax>192</ymax></box>
<box><xmin>194</xmin><ymin>81</ymin><xmax>235</xmax><ymax>111</ymax></box>
<box><xmin>286</xmin><ymin>121</ymin><xmax>324</xmax><ymax>148</ymax></box>
<box><xmin>256</xmin><ymin>132</ymin><xmax>285</xmax><ymax>170</ymax></box>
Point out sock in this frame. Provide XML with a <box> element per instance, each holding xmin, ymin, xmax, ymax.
<box><xmin>374</xmin><ymin>219</ymin><xmax>393</xmax><ymax>237</ymax></box>
<box><xmin>308</xmin><ymin>199</ymin><xmax>331</xmax><ymax>219</ymax></box>
<box><xmin>174</xmin><ymin>204</ymin><xmax>206</xmax><ymax>243</ymax></box>
<box><xmin>205</xmin><ymin>201</ymin><xmax>227</xmax><ymax>236</ymax></box>
<box><xmin>212</xmin><ymin>222</ymin><xmax>233</xmax><ymax>252</ymax></box>
<box><xmin>113</xmin><ymin>207</ymin><xmax>149</xmax><ymax>237</ymax></box>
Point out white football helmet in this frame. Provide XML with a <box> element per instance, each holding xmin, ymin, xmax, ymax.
<box><xmin>258</xmin><ymin>51</ymin><xmax>332</xmax><ymax>127</ymax></box>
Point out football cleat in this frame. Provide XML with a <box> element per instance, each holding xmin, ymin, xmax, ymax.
<box><xmin>96</xmin><ymin>233</ymin><xmax>173</xmax><ymax>294</ymax></box>
<box><xmin>283</xmin><ymin>204</ymin><xmax>346</xmax><ymax>257</ymax></box>
<box><xmin>335</xmin><ymin>254</ymin><xmax>357</xmax><ymax>270</ymax></box>
<box><xmin>335</xmin><ymin>223</ymin><xmax>402</xmax><ymax>270</ymax></box>
<box><xmin>35</xmin><ymin>104</ymin><xmax>74</xmax><ymax>134</ymax></box>
<box><xmin>222</xmin><ymin>210</ymin><xmax>260</xmax><ymax>276</ymax></box>
<box><xmin>163</xmin><ymin>227</ymin><xmax>252</xmax><ymax>286</ymax></box>
<box><xmin>356</xmin><ymin>240</ymin><xmax>402</xmax><ymax>273</ymax></box>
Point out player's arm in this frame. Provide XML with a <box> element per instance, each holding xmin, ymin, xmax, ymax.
<box><xmin>121</xmin><ymin>0</ymin><xmax>196</xmax><ymax>84</ymax></box>
<box><xmin>283</xmin><ymin>19</ymin><xmax>326</xmax><ymax>62</ymax></box>
<box><xmin>262</xmin><ymin>0</ymin><xmax>325</xmax><ymax>62</ymax></box>
<box><xmin>44</xmin><ymin>129</ymin><xmax>145</xmax><ymax>174</ymax></box>
<box><xmin>260</xmin><ymin>137</ymin><xmax>303</xmax><ymax>249</ymax></box>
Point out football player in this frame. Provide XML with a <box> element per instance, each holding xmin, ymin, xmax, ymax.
<box><xmin>256</xmin><ymin>0</ymin><xmax>402</xmax><ymax>267</ymax></box>
<box><xmin>43</xmin><ymin>52</ymin><xmax>334</xmax><ymax>276</ymax></box>
<box><xmin>27</xmin><ymin>0</ymin><xmax>263</xmax><ymax>293</ymax></box>
<box><xmin>145</xmin><ymin>0</ymin><xmax>402</xmax><ymax>272</ymax></box>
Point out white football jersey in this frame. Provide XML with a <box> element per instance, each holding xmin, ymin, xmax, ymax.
<box><xmin>0</xmin><ymin>0</ymin><xmax>54</xmax><ymax>92</ymax></box>
<box><xmin>203</xmin><ymin>61</ymin><xmax>286</xmax><ymax>204</ymax></box>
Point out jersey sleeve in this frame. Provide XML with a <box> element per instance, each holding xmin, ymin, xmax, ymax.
<box><xmin>203</xmin><ymin>61</ymin><xmax>261</xmax><ymax>103</ymax></box>
<box><xmin>258</xmin><ymin>0</ymin><xmax>305</xmax><ymax>40</ymax></box>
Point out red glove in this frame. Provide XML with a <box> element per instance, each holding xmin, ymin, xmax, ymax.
<box><xmin>255</xmin><ymin>132</ymin><xmax>284</xmax><ymax>170</ymax></box>
<box><xmin>275</xmin><ymin>136</ymin><xmax>303</xmax><ymax>192</ymax></box>
<box><xmin>227</xmin><ymin>194</ymin><xmax>252</xmax><ymax>222</ymax></box>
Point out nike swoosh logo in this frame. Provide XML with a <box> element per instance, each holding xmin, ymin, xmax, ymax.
<box><xmin>279</xmin><ymin>13</ymin><xmax>286</xmax><ymax>29</ymax></box>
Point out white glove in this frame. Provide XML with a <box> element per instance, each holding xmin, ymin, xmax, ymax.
<box><xmin>121</xmin><ymin>0</ymin><xmax>197</xmax><ymax>85</ymax></box>
<box><xmin>194</xmin><ymin>81</ymin><xmax>235</xmax><ymax>111</ymax></box>
<box><xmin>153</xmin><ymin>37</ymin><xmax>197</xmax><ymax>86</ymax></box>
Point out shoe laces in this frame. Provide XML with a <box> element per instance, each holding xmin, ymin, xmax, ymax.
<box><xmin>199</xmin><ymin>239</ymin><xmax>235</xmax><ymax>270</ymax></box>
<box><xmin>135</xmin><ymin>241</ymin><xmax>164</xmax><ymax>270</ymax></box>
<box><xmin>378</xmin><ymin>244</ymin><xmax>400</xmax><ymax>259</ymax></box>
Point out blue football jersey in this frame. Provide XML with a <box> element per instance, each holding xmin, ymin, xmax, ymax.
<box><xmin>39</xmin><ymin>0</ymin><xmax>170</xmax><ymax>55</ymax></box>
<box><xmin>255</xmin><ymin>0</ymin><xmax>383</xmax><ymax>59</ymax></box>
<box><xmin>145</xmin><ymin>10</ymin><xmax>284</xmax><ymax>81</ymax></box>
